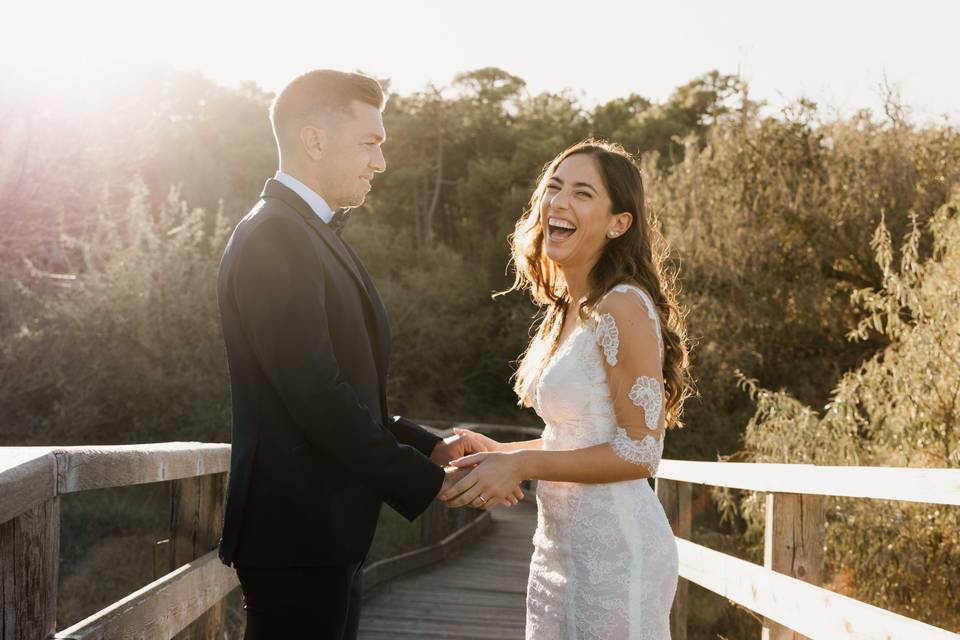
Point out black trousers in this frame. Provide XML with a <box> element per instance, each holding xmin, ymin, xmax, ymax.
<box><xmin>236</xmin><ymin>563</ymin><xmax>364</xmax><ymax>640</ymax></box>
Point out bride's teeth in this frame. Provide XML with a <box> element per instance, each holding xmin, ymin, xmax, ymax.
<box><xmin>548</xmin><ymin>217</ymin><xmax>576</xmax><ymax>230</ymax></box>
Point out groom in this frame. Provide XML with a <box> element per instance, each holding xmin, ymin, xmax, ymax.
<box><xmin>216</xmin><ymin>70</ymin><xmax>479</xmax><ymax>639</ymax></box>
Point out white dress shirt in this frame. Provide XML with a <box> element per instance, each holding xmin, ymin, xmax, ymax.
<box><xmin>274</xmin><ymin>171</ymin><xmax>335</xmax><ymax>224</ymax></box>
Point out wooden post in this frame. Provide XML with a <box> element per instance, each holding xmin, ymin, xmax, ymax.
<box><xmin>656</xmin><ymin>478</ymin><xmax>691</xmax><ymax>640</ymax></box>
<box><xmin>0</xmin><ymin>497</ymin><xmax>60</xmax><ymax>640</ymax></box>
<box><xmin>170</xmin><ymin>472</ymin><xmax>229</xmax><ymax>640</ymax></box>
<box><xmin>762</xmin><ymin>492</ymin><xmax>825</xmax><ymax>640</ymax></box>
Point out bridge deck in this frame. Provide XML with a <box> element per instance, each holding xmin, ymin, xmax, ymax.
<box><xmin>359</xmin><ymin>499</ymin><xmax>537</xmax><ymax>639</ymax></box>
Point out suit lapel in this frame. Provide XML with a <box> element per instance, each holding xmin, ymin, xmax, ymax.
<box><xmin>259</xmin><ymin>179</ymin><xmax>391</xmax><ymax>392</ymax></box>
<box><xmin>340</xmin><ymin>240</ymin><xmax>392</xmax><ymax>391</ymax></box>
<box><xmin>261</xmin><ymin>179</ymin><xmax>370</xmax><ymax>298</ymax></box>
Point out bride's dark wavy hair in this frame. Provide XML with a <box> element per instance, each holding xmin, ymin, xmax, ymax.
<box><xmin>500</xmin><ymin>139</ymin><xmax>694</xmax><ymax>428</ymax></box>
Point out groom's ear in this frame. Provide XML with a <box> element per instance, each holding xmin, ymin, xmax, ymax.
<box><xmin>300</xmin><ymin>125</ymin><xmax>328</xmax><ymax>161</ymax></box>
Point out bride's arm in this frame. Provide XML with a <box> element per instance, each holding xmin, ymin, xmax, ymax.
<box><xmin>443</xmin><ymin>288</ymin><xmax>665</xmax><ymax>505</ymax></box>
<box><xmin>452</xmin><ymin>427</ymin><xmax>543</xmax><ymax>453</ymax></box>
<box><xmin>505</xmin><ymin>438</ymin><xmax>544</xmax><ymax>452</ymax></box>
<box><xmin>515</xmin><ymin>440</ymin><xmax>656</xmax><ymax>482</ymax></box>
<box><xmin>442</xmin><ymin>432</ymin><xmax>661</xmax><ymax>506</ymax></box>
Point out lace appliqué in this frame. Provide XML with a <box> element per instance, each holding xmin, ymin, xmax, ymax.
<box><xmin>611</xmin><ymin>428</ymin><xmax>663</xmax><ymax>474</ymax></box>
<box><xmin>595</xmin><ymin>313</ymin><xmax>620</xmax><ymax>366</ymax></box>
<box><xmin>629</xmin><ymin>375</ymin><xmax>663</xmax><ymax>430</ymax></box>
<box><xmin>607</xmin><ymin>284</ymin><xmax>664</xmax><ymax>361</ymax></box>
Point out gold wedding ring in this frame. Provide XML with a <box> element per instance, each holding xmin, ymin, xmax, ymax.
<box><xmin>478</xmin><ymin>494</ymin><xmax>488</xmax><ymax>504</ymax></box>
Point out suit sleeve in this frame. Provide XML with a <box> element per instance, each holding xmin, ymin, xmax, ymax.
<box><xmin>231</xmin><ymin>216</ymin><xmax>444</xmax><ymax>520</ymax></box>
<box><xmin>389</xmin><ymin>416</ymin><xmax>442</xmax><ymax>458</ymax></box>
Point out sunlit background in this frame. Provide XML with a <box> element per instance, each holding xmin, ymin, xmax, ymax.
<box><xmin>2</xmin><ymin>2</ymin><xmax>960</xmax><ymax>638</ymax></box>
<box><xmin>2</xmin><ymin>0</ymin><xmax>957</xmax><ymax>121</ymax></box>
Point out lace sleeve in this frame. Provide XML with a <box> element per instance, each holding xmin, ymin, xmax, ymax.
<box><xmin>594</xmin><ymin>284</ymin><xmax>666</xmax><ymax>476</ymax></box>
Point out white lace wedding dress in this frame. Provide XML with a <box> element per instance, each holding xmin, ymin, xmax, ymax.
<box><xmin>525</xmin><ymin>284</ymin><xmax>679</xmax><ymax>639</ymax></box>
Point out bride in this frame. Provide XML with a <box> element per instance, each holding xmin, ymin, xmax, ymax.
<box><xmin>440</xmin><ymin>140</ymin><xmax>694</xmax><ymax>639</ymax></box>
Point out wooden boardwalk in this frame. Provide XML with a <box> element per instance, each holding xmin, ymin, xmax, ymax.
<box><xmin>359</xmin><ymin>499</ymin><xmax>537</xmax><ymax>639</ymax></box>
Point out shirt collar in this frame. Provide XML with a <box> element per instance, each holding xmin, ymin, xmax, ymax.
<box><xmin>274</xmin><ymin>171</ymin><xmax>335</xmax><ymax>224</ymax></box>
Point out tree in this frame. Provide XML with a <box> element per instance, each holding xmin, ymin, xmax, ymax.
<box><xmin>723</xmin><ymin>196</ymin><xmax>960</xmax><ymax>629</ymax></box>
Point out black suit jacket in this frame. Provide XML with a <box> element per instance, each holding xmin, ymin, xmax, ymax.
<box><xmin>217</xmin><ymin>178</ymin><xmax>445</xmax><ymax>568</ymax></box>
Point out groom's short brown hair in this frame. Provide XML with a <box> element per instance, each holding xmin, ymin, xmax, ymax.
<box><xmin>270</xmin><ymin>70</ymin><xmax>385</xmax><ymax>149</ymax></box>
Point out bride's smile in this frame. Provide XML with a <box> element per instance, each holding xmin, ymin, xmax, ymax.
<box><xmin>540</xmin><ymin>153</ymin><xmax>629</xmax><ymax>270</ymax></box>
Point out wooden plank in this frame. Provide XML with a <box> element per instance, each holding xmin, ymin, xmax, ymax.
<box><xmin>658</xmin><ymin>460</ymin><xmax>960</xmax><ymax>506</ymax></box>
<box><xmin>370</xmin><ymin>588</ymin><xmax>526</xmax><ymax>608</ymax></box>
<box><xmin>54</xmin><ymin>443</ymin><xmax>230</xmax><ymax>493</ymax></box>
<box><xmin>170</xmin><ymin>473</ymin><xmax>228</xmax><ymax>640</ymax></box>
<box><xmin>675</xmin><ymin>538</ymin><xmax>957</xmax><ymax>640</ymax></box>
<box><xmin>52</xmin><ymin>550</ymin><xmax>239</xmax><ymax>640</ymax></box>
<box><xmin>763</xmin><ymin>493</ymin><xmax>825</xmax><ymax>640</ymax></box>
<box><xmin>0</xmin><ymin>449</ymin><xmax>57</xmax><ymax>525</ymax></box>
<box><xmin>1</xmin><ymin>444</ymin><xmax>229</xmax><ymax>524</ymax></box>
<box><xmin>361</xmin><ymin>501</ymin><xmax>535</xmax><ymax>640</ymax></box>
<box><xmin>360</xmin><ymin>615</ymin><xmax>523</xmax><ymax>638</ymax></box>
<box><xmin>656</xmin><ymin>478</ymin><xmax>690</xmax><ymax>640</ymax></box>
<box><xmin>363</xmin><ymin>511</ymin><xmax>493</xmax><ymax>595</ymax></box>
<box><xmin>0</xmin><ymin>497</ymin><xmax>59</xmax><ymax>640</ymax></box>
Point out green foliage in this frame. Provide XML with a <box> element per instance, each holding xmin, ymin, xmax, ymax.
<box><xmin>343</xmin><ymin>214</ymin><xmax>537</xmax><ymax>424</ymax></box>
<box><xmin>720</xmin><ymin>197</ymin><xmax>960</xmax><ymax>629</ymax></box>
<box><xmin>644</xmin><ymin>105</ymin><xmax>960</xmax><ymax>460</ymax></box>
<box><xmin>1</xmin><ymin>178</ymin><xmax>233</xmax><ymax>444</ymax></box>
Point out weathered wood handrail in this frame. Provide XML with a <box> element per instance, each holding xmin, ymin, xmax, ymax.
<box><xmin>1</xmin><ymin>443</ymin><xmax>235</xmax><ymax>640</ymax></box>
<box><xmin>389</xmin><ymin>424</ymin><xmax>960</xmax><ymax>638</ymax></box>
<box><xmin>676</xmin><ymin>538</ymin><xmax>957</xmax><ymax>639</ymax></box>
<box><xmin>654</xmin><ymin>460</ymin><xmax>960</xmax><ymax>640</ymax></box>
<box><xmin>657</xmin><ymin>460</ymin><xmax>960</xmax><ymax>506</ymax></box>
<box><xmin>0</xmin><ymin>444</ymin><xmax>231</xmax><ymax>524</ymax></box>
<box><xmin>51</xmin><ymin>550</ymin><xmax>236</xmax><ymax>640</ymax></box>
<box><xmin>5</xmin><ymin>428</ymin><xmax>957</xmax><ymax>639</ymax></box>
<box><xmin>0</xmin><ymin>429</ymin><xmax>521</xmax><ymax>640</ymax></box>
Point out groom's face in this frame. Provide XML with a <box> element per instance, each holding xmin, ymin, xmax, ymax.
<box><xmin>317</xmin><ymin>100</ymin><xmax>387</xmax><ymax>209</ymax></box>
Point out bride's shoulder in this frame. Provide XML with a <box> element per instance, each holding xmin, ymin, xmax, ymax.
<box><xmin>597</xmin><ymin>281</ymin><xmax>657</xmax><ymax>317</ymax></box>
<box><xmin>593</xmin><ymin>282</ymin><xmax>665</xmax><ymax>362</ymax></box>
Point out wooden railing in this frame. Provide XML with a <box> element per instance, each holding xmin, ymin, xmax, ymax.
<box><xmin>654</xmin><ymin>461</ymin><xmax>960</xmax><ymax>639</ymax></box>
<box><xmin>0</xmin><ymin>424</ymin><xmax>533</xmax><ymax>640</ymax></box>
<box><xmin>1</xmin><ymin>444</ymin><xmax>236</xmax><ymax>640</ymax></box>
<box><xmin>4</xmin><ymin>428</ymin><xmax>957</xmax><ymax>639</ymax></box>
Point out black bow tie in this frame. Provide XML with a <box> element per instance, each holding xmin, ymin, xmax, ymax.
<box><xmin>329</xmin><ymin>210</ymin><xmax>351</xmax><ymax>236</ymax></box>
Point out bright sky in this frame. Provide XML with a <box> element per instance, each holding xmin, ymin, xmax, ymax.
<box><xmin>2</xmin><ymin>0</ymin><xmax>957</xmax><ymax>123</ymax></box>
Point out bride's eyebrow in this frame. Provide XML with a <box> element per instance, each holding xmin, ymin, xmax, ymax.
<box><xmin>549</xmin><ymin>176</ymin><xmax>598</xmax><ymax>193</ymax></box>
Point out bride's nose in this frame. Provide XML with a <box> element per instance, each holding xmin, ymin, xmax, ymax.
<box><xmin>548</xmin><ymin>189</ymin><xmax>570</xmax><ymax>211</ymax></box>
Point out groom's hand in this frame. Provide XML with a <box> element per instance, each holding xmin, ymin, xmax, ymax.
<box><xmin>436</xmin><ymin>465</ymin><xmax>472</xmax><ymax>502</ymax></box>
<box><xmin>430</xmin><ymin>429</ymin><xmax>503</xmax><ymax>466</ymax></box>
<box><xmin>430</xmin><ymin>435</ymin><xmax>465</xmax><ymax>466</ymax></box>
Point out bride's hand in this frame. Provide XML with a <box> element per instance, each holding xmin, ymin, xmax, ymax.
<box><xmin>441</xmin><ymin>451</ymin><xmax>526</xmax><ymax>509</ymax></box>
<box><xmin>431</xmin><ymin>427</ymin><xmax>505</xmax><ymax>466</ymax></box>
<box><xmin>452</xmin><ymin>427</ymin><xmax>506</xmax><ymax>453</ymax></box>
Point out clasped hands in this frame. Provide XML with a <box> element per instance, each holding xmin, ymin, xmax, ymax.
<box><xmin>431</xmin><ymin>428</ymin><xmax>525</xmax><ymax>510</ymax></box>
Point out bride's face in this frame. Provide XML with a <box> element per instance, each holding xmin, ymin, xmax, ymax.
<box><xmin>540</xmin><ymin>154</ymin><xmax>623</xmax><ymax>269</ymax></box>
